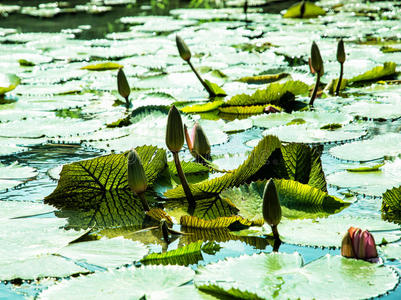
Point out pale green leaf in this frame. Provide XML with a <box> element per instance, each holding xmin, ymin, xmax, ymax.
<box><xmin>283</xmin><ymin>1</ymin><xmax>326</xmax><ymax>18</ymax></box>
<box><xmin>181</xmin><ymin>100</ymin><xmax>224</xmax><ymax>113</ymax></box>
<box><xmin>80</xmin><ymin>62</ymin><xmax>123</xmax><ymax>71</ymax></box>
<box><xmin>0</xmin><ymin>73</ymin><xmax>20</xmax><ymax>95</ymax></box>
<box><xmin>237</xmin><ymin>73</ymin><xmax>290</xmax><ymax>84</ymax></box>
<box><xmin>349</xmin><ymin>62</ymin><xmax>397</xmax><ymax>83</ymax></box>
<box><xmin>204</xmin><ymin>79</ymin><xmax>227</xmax><ymax>97</ymax></box>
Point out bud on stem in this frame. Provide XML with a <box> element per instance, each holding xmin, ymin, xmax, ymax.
<box><xmin>335</xmin><ymin>39</ymin><xmax>346</xmax><ymax>96</ymax></box>
<box><xmin>173</xmin><ymin>151</ymin><xmax>195</xmax><ymax>207</ymax></box>
<box><xmin>127</xmin><ymin>149</ymin><xmax>150</xmax><ymax>211</ymax></box>
<box><xmin>117</xmin><ymin>68</ymin><xmax>131</xmax><ymax>106</ymax></box>
<box><xmin>262</xmin><ymin>179</ymin><xmax>282</xmax><ymax>240</ymax></box>
<box><xmin>309</xmin><ymin>42</ymin><xmax>324</xmax><ymax>106</ymax></box>
<box><xmin>166</xmin><ymin>105</ymin><xmax>184</xmax><ymax>153</ymax></box>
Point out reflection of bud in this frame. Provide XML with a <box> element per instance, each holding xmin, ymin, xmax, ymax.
<box><xmin>185</xmin><ymin>123</ymin><xmax>211</xmax><ymax>160</ymax></box>
<box><xmin>127</xmin><ymin>149</ymin><xmax>147</xmax><ymax>195</ymax></box>
<box><xmin>262</xmin><ymin>179</ymin><xmax>282</xmax><ymax>227</ymax></box>
<box><xmin>117</xmin><ymin>68</ymin><xmax>130</xmax><ymax>100</ymax></box>
<box><xmin>176</xmin><ymin>35</ymin><xmax>191</xmax><ymax>62</ymax></box>
<box><xmin>166</xmin><ymin>105</ymin><xmax>184</xmax><ymax>153</ymax></box>
<box><xmin>337</xmin><ymin>39</ymin><xmax>346</xmax><ymax>64</ymax></box>
<box><xmin>311</xmin><ymin>42</ymin><xmax>324</xmax><ymax>76</ymax></box>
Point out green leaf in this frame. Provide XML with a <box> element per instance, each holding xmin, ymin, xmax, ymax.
<box><xmin>224</xmin><ymin>80</ymin><xmax>308</xmax><ymax>107</ymax></box>
<box><xmin>320</xmin><ymin>123</ymin><xmax>342</xmax><ymax>130</ymax></box>
<box><xmin>181</xmin><ymin>100</ymin><xmax>224</xmax><ymax>113</ymax></box>
<box><xmin>45</xmin><ymin>145</ymin><xmax>167</xmax><ymax>208</ymax></box>
<box><xmin>219</xmin><ymin>104</ymin><xmax>282</xmax><ymax>115</ymax></box>
<box><xmin>325</xmin><ymin>78</ymin><xmax>349</xmax><ymax>94</ymax></box>
<box><xmin>283</xmin><ymin>1</ymin><xmax>326</xmax><ymax>18</ymax></box>
<box><xmin>180</xmin><ymin>215</ymin><xmax>256</xmax><ymax>229</ymax></box>
<box><xmin>80</xmin><ymin>62</ymin><xmax>123</xmax><ymax>71</ymax></box>
<box><xmin>164</xmin><ymin>135</ymin><xmax>281</xmax><ymax>199</ymax></box>
<box><xmin>141</xmin><ymin>241</ymin><xmax>220</xmax><ymax>266</ymax></box>
<box><xmin>349</xmin><ymin>62</ymin><xmax>397</xmax><ymax>83</ymax></box>
<box><xmin>346</xmin><ymin>163</ymin><xmax>384</xmax><ymax>172</ymax></box>
<box><xmin>196</xmin><ymin>253</ymin><xmax>398</xmax><ymax>300</ymax></box>
<box><xmin>204</xmin><ymin>79</ymin><xmax>227</xmax><ymax>97</ymax></box>
<box><xmin>168</xmin><ymin>161</ymin><xmax>209</xmax><ymax>175</ymax></box>
<box><xmin>237</xmin><ymin>73</ymin><xmax>290</xmax><ymax>84</ymax></box>
<box><xmin>382</xmin><ymin>185</ymin><xmax>401</xmax><ymax>219</ymax></box>
<box><xmin>380</xmin><ymin>46</ymin><xmax>401</xmax><ymax>53</ymax></box>
<box><xmin>18</xmin><ymin>59</ymin><xmax>35</xmax><ymax>67</ymax></box>
<box><xmin>0</xmin><ymin>73</ymin><xmax>21</xmax><ymax>95</ymax></box>
<box><xmin>221</xmin><ymin>179</ymin><xmax>347</xmax><ymax>221</ymax></box>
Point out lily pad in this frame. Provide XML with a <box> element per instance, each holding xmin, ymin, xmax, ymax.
<box><xmin>341</xmin><ymin>99</ymin><xmax>401</xmax><ymax>120</ymax></box>
<box><xmin>327</xmin><ymin>159</ymin><xmax>401</xmax><ymax>197</ymax></box>
<box><xmin>81</xmin><ymin>62</ymin><xmax>123</xmax><ymax>71</ymax></box>
<box><xmin>0</xmin><ymin>73</ymin><xmax>20</xmax><ymax>95</ymax></box>
<box><xmin>329</xmin><ymin>133</ymin><xmax>401</xmax><ymax>161</ymax></box>
<box><xmin>0</xmin><ymin>255</ymin><xmax>87</xmax><ymax>281</ymax></box>
<box><xmin>349</xmin><ymin>62</ymin><xmax>397</xmax><ymax>84</ymax></box>
<box><xmin>283</xmin><ymin>2</ymin><xmax>326</xmax><ymax>18</ymax></box>
<box><xmin>196</xmin><ymin>252</ymin><xmax>398</xmax><ymax>299</ymax></box>
<box><xmin>38</xmin><ymin>265</ymin><xmax>211</xmax><ymax>300</ymax></box>
<box><xmin>57</xmin><ymin>237</ymin><xmax>148</xmax><ymax>268</ymax></box>
<box><xmin>263</xmin><ymin>216</ymin><xmax>401</xmax><ymax>247</ymax></box>
<box><xmin>0</xmin><ymin>162</ymin><xmax>38</xmax><ymax>191</ymax></box>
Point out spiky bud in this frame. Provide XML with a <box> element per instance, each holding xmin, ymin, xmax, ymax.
<box><xmin>193</xmin><ymin>123</ymin><xmax>211</xmax><ymax>158</ymax></box>
<box><xmin>337</xmin><ymin>39</ymin><xmax>346</xmax><ymax>64</ymax></box>
<box><xmin>127</xmin><ymin>149</ymin><xmax>147</xmax><ymax>195</ymax></box>
<box><xmin>176</xmin><ymin>35</ymin><xmax>191</xmax><ymax>62</ymax></box>
<box><xmin>262</xmin><ymin>179</ymin><xmax>282</xmax><ymax>227</ymax></box>
<box><xmin>117</xmin><ymin>68</ymin><xmax>130</xmax><ymax>100</ymax></box>
<box><xmin>311</xmin><ymin>41</ymin><xmax>324</xmax><ymax>76</ymax></box>
<box><xmin>166</xmin><ymin>105</ymin><xmax>184</xmax><ymax>152</ymax></box>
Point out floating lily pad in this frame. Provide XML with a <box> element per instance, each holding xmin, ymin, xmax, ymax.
<box><xmin>329</xmin><ymin>133</ymin><xmax>401</xmax><ymax>161</ymax></box>
<box><xmin>380</xmin><ymin>242</ymin><xmax>401</xmax><ymax>261</ymax></box>
<box><xmin>349</xmin><ymin>62</ymin><xmax>397</xmax><ymax>84</ymax></box>
<box><xmin>341</xmin><ymin>99</ymin><xmax>401</xmax><ymax>120</ymax></box>
<box><xmin>57</xmin><ymin>237</ymin><xmax>148</xmax><ymax>268</ymax></box>
<box><xmin>261</xmin><ymin>123</ymin><xmax>366</xmax><ymax>144</ymax></box>
<box><xmin>38</xmin><ymin>265</ymin><xmax>211</xmax><ymax>300</ymax></box>
<box><xmin>81</xmin><ymin>62</ymin><xmax>123</xmax><ymax>71</ymax></box>
<box><xmin>0</xmin><ymin>255</ymin><xmax>87</xmax><ymax>281</ymax></box>
<box><xmin>327</xmin><ymin>159</ymin><xmax>401</xmax><ymax>196</ymax></box>
<box><xmin>0</xmin><ymin>73</ymin><xmax>20</xmax><ymax>95</ymax></box>
<box><xmin>0</xmin><ymin>162</ymin><xmax>38</xmax><ymax>191</ymax></box>
<box><xmin>263</xmin><ymin>216</ymin><xmax>400</xmax><ymax>248</ymax></box>
<box><xmin>196</xmin><ymin>252</ymin><xmax>398</xmax><ymax>299</ymax></box>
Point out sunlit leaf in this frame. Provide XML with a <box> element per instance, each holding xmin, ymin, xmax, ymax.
<box><xmin>0</xmin><ymin>73</ymin><xmax>20</xmax><ymax>95</ymax></box>
<box><xmin>349</xmin><ymin>62</ymin><xmax>397</xmax><ymax>84</ymax></box>
<box><xmin>180</xmin><ymin>215</ymin><xmax>254</xmax><ymax>229</ymax></box>
<box><xmin>237</xmin><ymin>73</ymin><xmax>290</xmax><ymax>84</ymax></box>
<box><xmin>283</xmin><ymin>1</ymin><xmax>326</xmax><ymax>18</ymax></box>
<box><xmin>80</xmin><ymin>62</ymin><xmax>123</xmax><ymax>71</ymax></box>
<box><xmin>219</xmin><ymin>104</ymin><xmax>281</xmax><ymax>115</ymax></box>
<box><xmin>181</xmin><ymin>100</ymin><xmax>224</xmax><ymax>113</ymax></box>
<box><xmin>204</xmin><ymin>79</ymin><xmax>227</xmax><ymax>97</ymax></box>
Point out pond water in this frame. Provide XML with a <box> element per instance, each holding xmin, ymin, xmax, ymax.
<box><xmin>1</xmin><ymin>0</ymin><xmax>401</xmax><ymax>299</ymax></box>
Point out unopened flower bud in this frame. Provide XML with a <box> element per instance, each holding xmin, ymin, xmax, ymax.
<box><xmin>127</xmin><ymin>149</ymin><xmax>147</xmax><ymax>195</ymax></box>
<box><xmin>337</xmin><ymin>39</ymin><xmax>346</xmax><ymax>64</ymax></box>
<box><xmin>176</xmin><ymin>35</ymin><xmax>191</xmax><ymax>62</ymax></box>
<box><xmin>166</xmin><ymin>105</ymin><xmax>184</xmax><ymax>152</ymax></box>
<box><xmin>193</xmin><ymin>124</ymin><xmax>211</xmax><ymax>157</ymax></box>
<box><xmin>262</xmin><ymin>179</ymin><xmax>282</xmax><ymax>227</ymax></box>
<box><xmin>117</xmin><ymin>68</ymin><xmax>130</xmax><ymax>100</ymax></box>
<box><xmin>341</xmin><ymin>230</ymin><xmax>355</xmax><ymax>258</ymax></box>
<box><xmin>311</xmin><ymin>42</ymin><xmax>324</xmax><ymax>76</ymax></box>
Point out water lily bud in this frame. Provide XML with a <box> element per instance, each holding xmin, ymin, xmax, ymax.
<box><xmin>357</xmin><ymin>230</ymin><xmax>378</xmax><ymax>259</ymax></box>
<box><xmin>193</xmin><ymin>123</ymin><xmax>211</xmax><ymax>158</ymax></box>
<box><xmin>117</xmin><ymin>68</ymin><xmax>130</xmax><ymax>99</ymax></box>
<box><xmin>337</xmin><ymin>39</ymin><xmax>346</xmax><ymax>64</ymax></box>
<box><xmin>127</xmin><ymin>149</ymin><xmax>147</xmax><ymax>195</ymax></box>
<box><xmin>311</xmin><ymin>42</ymin><xmax>324</xmax><ymax>76</ymax></box>
<box><xmin>166</xmin><ymin>105</ymin><xmax>184</xmax><ymax>152</ymax></box>
<box><xmin>176</xmin><ymin>35</ymin><xmax>191</xmax><ymax>62</ymax></box>
<box><xmin>341</xmin><ymin>231</ymin><xmax>355</xmax><ymax>258</ymax></box>
<box><xmin>262</xmin><ymin>179</ymin><xmax>282</xmax><ymax>227</ymax></box>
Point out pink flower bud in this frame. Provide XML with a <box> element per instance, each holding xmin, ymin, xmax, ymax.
<box><xmin>341</xmin><ymin>227</ymin><xmax>378</xmax><ymax>262</ymax></box>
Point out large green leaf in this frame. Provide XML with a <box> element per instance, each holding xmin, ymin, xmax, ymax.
<box><xmin>382</xmin><ymin>185</ymin><xmax>401</xmax><ymax>220</ymax></box>
<box><xmin>195</xmin><ymin>253</ymin><xmax>398</xmax><ymax>300</ymax></box>
<box><xmin>164</xmin><ymin>135</ymin><xmax>281</xmax><ymax>199</ymax></box>
<box><xmin>0</xmin><ymin>73</ymin><xmax>21</xmax><ymax>95</ymax></box>
<box><xmin>45</xmin><ymin>145</ymin><xmax>167</xmax><ymax>209</ymax></box>
<box><xmin>204</xmin><ymin>79</ymin><xmax>227</xmax><ymax>97</ymax></box>
<box><xmin>218</xmin><ymin>104</ymin><xmax>282</xmax><ymax>115</ymax></box>
<box><xmin>141</xmin><ymin>241</ymin><xmax>220</xmax><ymax>266</ymax></box>
<box><xmin>221</xmin><ymin>179</ymin><xmax>348</xmax><ymax>221</ymax></box>
<box><xmin>181</xmin><ymin>100</ymin><xmax>224</xmax><ymax>113</ymax></box>
<box><xmin>223</xmin><ymin>80</ymin><xmax>308</xmax><ymax>107</ymax></box>
<box><xmin>349</xmin><ymin>62</ymin><xmax>397</xmax><ymax>84</ymax></box>
<box><xmin>180</xmin><ymin>215</ymin><xmax>257</xmax><ymax>229</ymax></box>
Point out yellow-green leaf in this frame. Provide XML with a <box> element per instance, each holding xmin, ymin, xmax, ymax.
<box><xmin>181</xmin><ymin>99</ymin><xmax>224</xmax><ymax>113</ymax></box>
<box><xmin>81</xmin><ymin>62</ymin><xmax>123</xmax><ymax>71</ymax></box>
<box><xmin>283</xmin><ymin>1</ymin><xmax>326</xmax><ymax>18</ymax></box>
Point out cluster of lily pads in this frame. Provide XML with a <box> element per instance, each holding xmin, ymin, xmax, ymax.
<box><xmin>2</xmin><ymin>0</ymin><xmax>401</xmax><ymax>299</ymax></box>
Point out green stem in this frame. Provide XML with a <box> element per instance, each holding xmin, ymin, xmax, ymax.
<box><xmin>173</xmin><ymin>151</ymin><xmax>195</xmax><ymax>207</ymax></box>
<box><xmin>138</xmin><ymin>192</ymin><xmax>150</xmax><ymax>212</ymax></box>
<box><xmin>187</xmin><ymin>60</ymin><xmax>215</xmax><ymax>97</ymax></box>
<box><xmin>309</xmin><ymin>72</ymin><xmax>321</xmax><ymax>106</ymax></box>
<box><xmin>272</xmin><ymin>225</ymin><xmax>280</xmax><ymax>241</ymax></box>
<box><xmin>335</xmin><ymin>63</ymin><xmax>344</xmax><ymax>96</ymax></box>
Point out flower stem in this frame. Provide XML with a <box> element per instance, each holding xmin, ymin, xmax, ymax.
<box><xmin>335</xmin><ymin>63</ymin><xmax>344</xmax><ymax>96</ymax></box>
<box><xmin>272</xmin><ymin>225</ymin><xmax>280</xmax><ymax>241</ymax></box>
<box><xmin>309</xmin><ymin>72</ymin><xmax>321</xmax><ymax>106</ymax></box>
<box><xmin>187</xmin><ymin>60</ymin><xmax>215</xmax><ymax>97</ymax></box>
<box><xmin>173</xmin><ymin>151</ymin><xmax>195</xmax><ymax>207</ymax></box>
<box><xmin>138</xmin><ymin>192</ymin><xmax>150</xmax><ymax>212</ymax></box>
